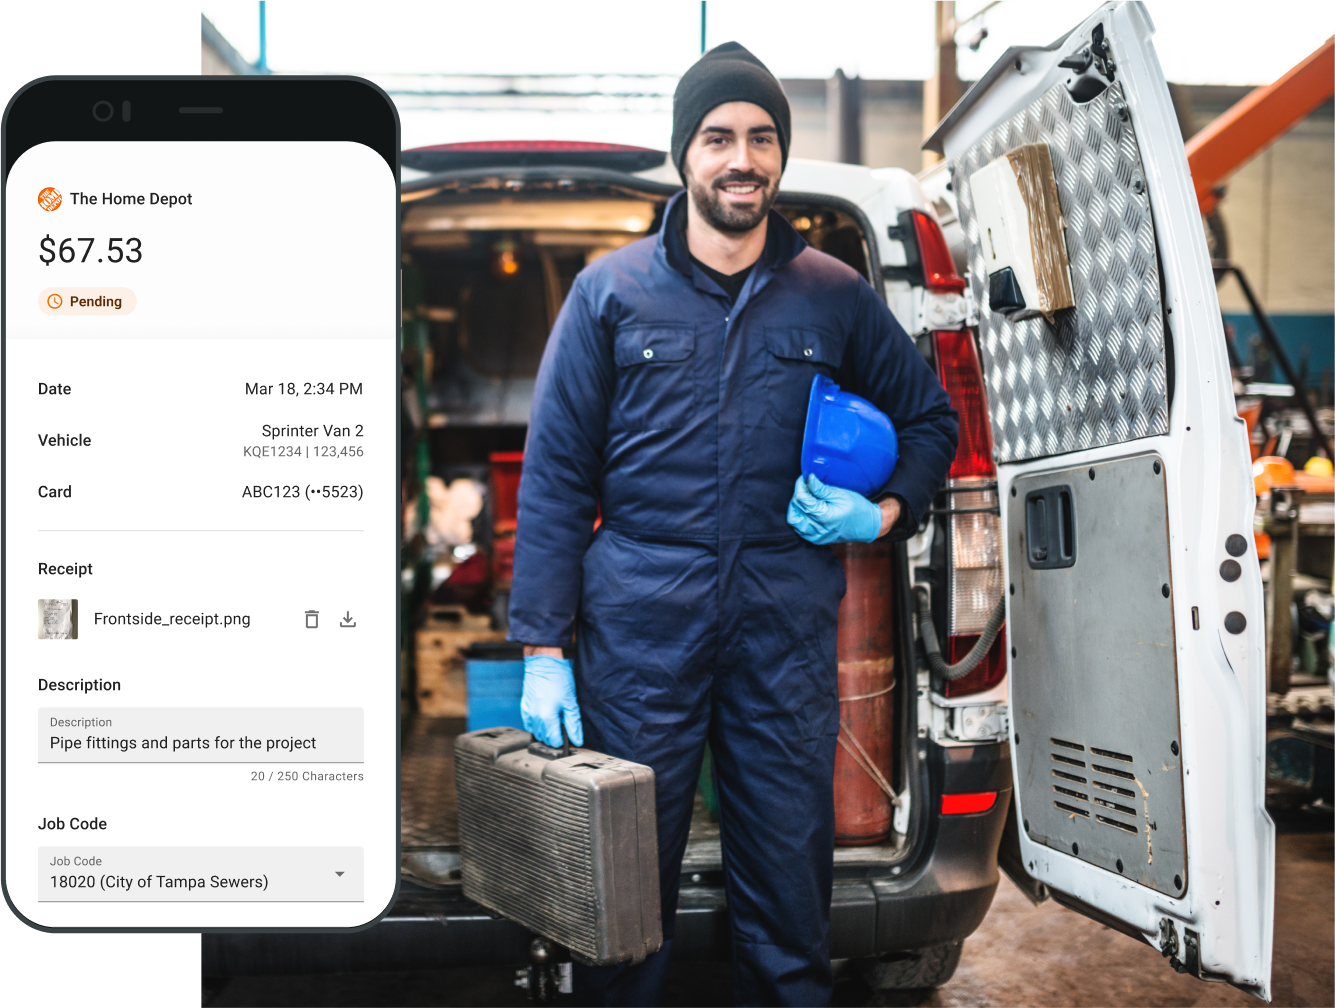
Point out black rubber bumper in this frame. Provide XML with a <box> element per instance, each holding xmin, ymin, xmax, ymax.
<box><xmin>204</xmin><ymin>887</ymin><xmax>532</xmax><ymax>976</ymax></box>
<box><xmin>203</xmin><ymin>740</ymin><xmax>1011</xmax><ymax>976</ymax></box>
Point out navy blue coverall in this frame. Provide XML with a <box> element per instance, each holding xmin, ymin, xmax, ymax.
<box><xmin>509</xmin><ymin>193</ymin><xmax>957</xmax><ymax>1006</ymax></box>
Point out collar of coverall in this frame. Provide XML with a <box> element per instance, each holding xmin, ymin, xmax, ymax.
<box><xmin>658</xmin><ymin>189</ymin><xmax>807</xmax><ymax>293</ymax></box>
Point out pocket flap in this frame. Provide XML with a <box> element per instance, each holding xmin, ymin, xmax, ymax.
<box><xmin>764</xmin><ymin>327</ymin><xmax>842</xmax><ymax>366</ymax></box>
<box><xmin>614</xmin><ymin>326</ymin><xmax>696</xmax><ymax>367</ymax></box>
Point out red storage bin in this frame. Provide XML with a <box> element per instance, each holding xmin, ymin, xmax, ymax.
<box><xmin>489</xmin><ymin>452</ymin><xmax>523</xmax><ymax>591</ymax></box>
<box><xmin>489</xmin><ymin>451</ymin><xmax>523</xmax><ymax>535</ymax></box>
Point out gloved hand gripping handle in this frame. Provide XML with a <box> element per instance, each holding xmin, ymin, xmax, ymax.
<box><xmin>913</xmin><ymin>586</ymin><xmax>1006</xmax><ymax>681</ymax></box>
<box><xmin>520</xmin><ymin>654</ymin><xmax>583</xmax><ymax>749</ymax></box>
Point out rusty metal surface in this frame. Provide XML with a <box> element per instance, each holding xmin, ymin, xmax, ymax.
<box><xmin>833</xmin><ymin>542</ymin><xmax>896</xmax><ymax>846</ymax></box>
<box><xmin>953</xmin><ymin>80</ymin><xmax>1169</xmax><ymax>464</ymax></box>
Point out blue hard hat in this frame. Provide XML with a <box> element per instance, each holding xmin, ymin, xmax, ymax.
<box><xmin>800</xmin><ymin>374</ymin><xmax>898</xmax><ymax>496</ymax></box>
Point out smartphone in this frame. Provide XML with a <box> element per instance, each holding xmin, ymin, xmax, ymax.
<box><xmin>2</xmin><ymin>77</ymin><xmax>400</xmax><ymax>930</ymax></box>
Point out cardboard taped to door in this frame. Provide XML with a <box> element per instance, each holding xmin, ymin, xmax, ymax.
<box><xmin>970</xmin><ymin>142</ymin><xmax>1075</xmax><ymax>323</ymax></box>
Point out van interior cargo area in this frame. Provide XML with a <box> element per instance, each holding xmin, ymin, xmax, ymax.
<box><xmin>399</xmin><ymin>175</ymin><xmax>913</xmax><ymax>890</ymax></box>
<box><xmin>398</xmin><ymin>717</ymin><xmax>906</xmax><ymax>895</ymax></box>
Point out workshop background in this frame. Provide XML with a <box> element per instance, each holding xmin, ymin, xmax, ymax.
<box><xmin>200</xmin><ymin>3</ymin><xmax>1332</xmax><ymax>1006</ymax></box>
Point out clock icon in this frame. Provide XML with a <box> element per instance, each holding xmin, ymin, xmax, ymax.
<box><xmin>46</xmin><ymin>293</ymin><xmax>62</xmax><ymax>309</ymax></box>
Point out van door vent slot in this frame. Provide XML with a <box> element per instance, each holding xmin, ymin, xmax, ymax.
<box><xmin>1090</xmin><ymin>746</ymin><xmax>1134</xmax><ymax>762</ymax></box>
<box><xmin>1092</xmin><ymin>779</ymin><xmax>1135</xmax><ymax>797</ymax></box>
<box><xmin>1052</xmin><ymin>753</ymin><xmax>1086</xmax><ymax>767</ymax></box>
<box><xmin>1091</xmin><ymin>762</ymin><xmax>1135</xmax><ymax>780</ymax></box>
<box><xmin>1097</xmin><ymin>814</ymin><xmax>1138</xmax><ymax>833</ymax></box>
<box><xmin>1053</xmin><ymin>801</ymin><xmax>1089</xmax><ymax>817</ymax></box>
<box><xmin>1052</xmin><ymin>769</ymin><xmax>1086</xmax><ymax>783</ymax></box>
<box><xmin>1050</xmin><ymin>738</ymin><xmax>1085</xmax><ymax>751</ymax></box>
<box><xmin>1093</xmin><ymin>796</ymin><xmax>1137</xmax><ymax>815</ymax></box>
<box><xmin>1053</xmin><ymin>785</ymin><xmax>1088</xmax><ymax>801</ymax></box>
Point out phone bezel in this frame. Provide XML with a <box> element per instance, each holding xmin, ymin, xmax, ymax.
<box><xmin>1</xmin><ymin>76</ymin><xmax>403</xmax><ymax>935</ymax></box>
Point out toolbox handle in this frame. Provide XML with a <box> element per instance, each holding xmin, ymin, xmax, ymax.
<box><xmin>527</xmin><ymin>725</ymin><xmax>573</xmax><ymax>760</ymax></box>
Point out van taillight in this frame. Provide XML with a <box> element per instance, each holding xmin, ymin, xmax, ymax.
<box><xmin>945</xmin><ymin>628</ymin><xmax>1007</xmax><ymax>696</ymax></box>
<box><xmin>910</xmin><ymin>210</ymin><xmax>966</xmax><ymax>294</ymax></box>
<box><xmin>934</xmin><ymin>328</ymin><xmax>1005</xmax><ymax>698</ymax></box>
<box><xmin>936</xmin><ymin>329</ymin><xmax>992</xmax><ymax>481</ymax></box>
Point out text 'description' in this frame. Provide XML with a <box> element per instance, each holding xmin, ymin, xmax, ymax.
<box><xmin>39</xmin><ymin>846</ymin><xmax>363</xmax><ymax>902</ymax></box>
<box><xmin>39</xmin><ymin>707</ymin><xmax>363</xmax><ymax>763</ymax></box>
<box><xmin>39</xmin><ymin>288</ymin><xmax>136</xmax><ymax>315</ymax></box>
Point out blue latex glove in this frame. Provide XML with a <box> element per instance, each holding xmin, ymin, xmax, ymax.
<box><xmin>520</xmin><ymin>654</ymin><xmax>584</xmax><ymax>748</ymax></box>
<box><xmin>787</xmin><ymin>474</ymin><xmax>884</xmax><ymax>545</ymax></box>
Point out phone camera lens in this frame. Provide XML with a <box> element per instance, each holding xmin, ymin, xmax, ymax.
<box><xmin>92</xmin><ymin>100</ymin><xmax>114</xmax><ymax>122</ymax></box>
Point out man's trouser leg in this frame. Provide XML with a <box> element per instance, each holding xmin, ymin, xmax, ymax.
<box><xmin>711</xmin><ymin>535</ymin><xmax>842</xmax><ymax>1007</ymax></box>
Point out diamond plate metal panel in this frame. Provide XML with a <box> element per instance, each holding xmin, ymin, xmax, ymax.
<box><xmin>953</xmin><ymin>82</ymin><xmax>1168</xmax><ymax>463</ymax></box>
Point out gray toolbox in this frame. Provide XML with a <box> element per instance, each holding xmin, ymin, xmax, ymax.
<box><xmin>455</xmin><ymin>726</ymin><xmax>662</xmax><ymax>966</ymax></box>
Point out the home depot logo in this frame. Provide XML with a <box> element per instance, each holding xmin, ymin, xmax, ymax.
<box><xmin>38</xmin><ymin>187</ymin><xmax>62</xmax><ymax>211</ymax></box>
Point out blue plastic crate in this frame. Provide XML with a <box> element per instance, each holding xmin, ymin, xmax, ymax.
<box><xmin>465</xmin><ymin>657</ymin><xmax>524</xmax><ymax>732</ymax></box>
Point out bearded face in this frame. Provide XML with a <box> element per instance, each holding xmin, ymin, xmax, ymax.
<box><xmin>682</xmin><ymin>102</ymin><xmax>783</xmax><ymax>235</ymax></box>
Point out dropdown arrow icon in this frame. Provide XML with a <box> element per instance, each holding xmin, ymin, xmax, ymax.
<box><xmin>335</xmin><ymin>871</ymin><xmax>344</xmax><ymax>877</ymax></box>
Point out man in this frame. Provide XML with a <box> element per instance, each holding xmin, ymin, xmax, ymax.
<box><xmin>508</xmin><ymin>43</ymin><xmax>958</xmax><ymax>1007</ymax></box>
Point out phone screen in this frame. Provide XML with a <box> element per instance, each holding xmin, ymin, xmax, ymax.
<box><xmin>3</xmin><ymin>81</ymin><xmax>399</xmax><ymax>930</ymax></box>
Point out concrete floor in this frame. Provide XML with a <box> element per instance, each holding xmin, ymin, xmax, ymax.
<box><xmin>205</xmin><ymin>825</ymin><xmax>1332</xmax><ymax>1007</ymax></box>
<box><xmin>913</xmin><ymin>828</ymin><xmax>1332</xmax><ymax>1008</ymax></box>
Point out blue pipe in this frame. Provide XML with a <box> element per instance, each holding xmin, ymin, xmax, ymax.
<box><xmin>257</xmin><ymin>1</ymin><xmax>268</xmax><ymax>72</ymax></box>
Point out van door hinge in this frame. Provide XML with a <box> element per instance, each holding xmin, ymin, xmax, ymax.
<box><xmin>1090</xmin><ymin>22</ymin><xmax>1117</xmax><ymax>79</ymax></box>
<box><xmin>1158</xmin><ymin>917</ymin><xmax>1187</xmax><ymax>974</ymax></box>
<box><xmin>1061</xmin><ymin>22</ymin><xmax>1116</xmax><ymax>102</ymax></box>
<box><xmin>950</xmin><ymin>702</ymin><xmax>1007</xmax><ymax>742</ymax></box>
<box><xmin>929</xmin><ymin>699</ymin><xmax>1010</xmax><ymax>744</ymax></box>
<box><xmin>922</xmin><ymin>289</ymin><xmax>970</xmax><ymax>331</ymax></box>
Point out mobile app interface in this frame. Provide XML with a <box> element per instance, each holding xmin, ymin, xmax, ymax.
<box><xmin>4</xmin><ymin>141</ymin><xmax>398</xmax><ymax>928</ymax></box>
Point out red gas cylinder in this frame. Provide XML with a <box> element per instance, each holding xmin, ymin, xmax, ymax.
<box><xmin>832</xmin><ymin>540</ymin><xmax>896</xmax><ymax>846</ymax></box>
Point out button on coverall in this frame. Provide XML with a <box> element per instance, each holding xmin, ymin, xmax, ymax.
<box><xmin>509</xmin><ymin>193</ymin><xmax>958</xmax><ymax>1006</ymax></box>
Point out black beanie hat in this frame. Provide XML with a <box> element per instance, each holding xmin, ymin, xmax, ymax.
<box><xmin>672</xmin><ymin>42</ymin><xmax>791</xmax><ymax>176</ymax></box>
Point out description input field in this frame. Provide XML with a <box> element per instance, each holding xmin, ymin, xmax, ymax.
<box><xmin>38</xmin><ymin>707</ymin><xmax>363</xmax><ymax>762</ymax></box>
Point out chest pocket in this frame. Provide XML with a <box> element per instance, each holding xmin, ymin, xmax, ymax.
<box><xmin>611</xmin><ymin>325</ymin><xmax>698</xmax><ymax>432</ymax></box>
<box><xmin>763</xmin><ymin>327</ymin><xmax>844</xmax><ymax>429</ymax></box>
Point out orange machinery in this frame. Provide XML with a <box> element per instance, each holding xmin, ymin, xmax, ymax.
<box><xmin>1185</xmin><ymin>37</ymin><xmax>1334</xmax><ymax>216</ymax></box>
<box><xmin>1184</xmin><ymin>38</ymin><xmax>1335</xmax><ymax>463</ymax></box>
<box><xmin>1252</xmin><ymin>456</ymin><xmax>1335</xmax><ymax>559</ymax></box>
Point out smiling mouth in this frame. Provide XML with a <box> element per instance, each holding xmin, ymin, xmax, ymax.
<box><xmin>718</xmin><ymin>180</ymin><xmax>764</xmax><ymax>196</ymax></box>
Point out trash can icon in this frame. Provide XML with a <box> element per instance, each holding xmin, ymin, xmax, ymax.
<box><xmin>305</xmin><ymin>610</ymin><xmax>319</xmax><ymax>629</ymax></box>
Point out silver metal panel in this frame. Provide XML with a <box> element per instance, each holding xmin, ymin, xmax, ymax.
<box><xmin>953</xmin><ymin>81</ymin><xmax>1168</xmax><ymax>463</ymax></box>
<box><xmin>1008</xmin><ymin>453</ymin><xmax>1186</xmax><ymax>896</ymax></box>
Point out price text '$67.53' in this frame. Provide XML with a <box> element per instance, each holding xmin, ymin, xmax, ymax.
<box><xmin>40</xmin><ymin>235</ymin><xmax>142</xmax><ymax>265</ymax></box>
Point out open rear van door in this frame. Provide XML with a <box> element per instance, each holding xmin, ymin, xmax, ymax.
<box><xmin>926</xmin><ymin>2</ymin><xmax>1272</xmax><ymax>998</ymax></box>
